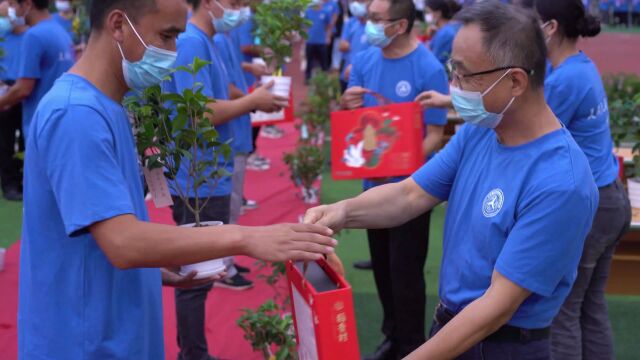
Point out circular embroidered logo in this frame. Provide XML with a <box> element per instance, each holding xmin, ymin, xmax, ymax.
<box><xmin>395</xmin><ymin>81</ymin><xmax>411</xmax><ymax>97</ymax></box>
<box><xmin>482</xmin><ymin>189</ymin><xmax>504</xmax><ymax>218</ymax></box>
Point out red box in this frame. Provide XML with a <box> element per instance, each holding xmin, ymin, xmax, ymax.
<box><xmin>250</xmin><ymin>90</ymin><xmax>295</xmax><ymax>127</ymax></box>
<box><xmin>286</xmin><ymin>260</ymin><xmax>360</xmax><ymax>360</ymax></box>
<box><xmin>330</xmin><ymin>102</ymin><xmax>425</xmax><ymax>180</ymax></box>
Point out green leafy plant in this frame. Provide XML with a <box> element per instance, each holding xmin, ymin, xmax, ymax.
<box><xmin>253</xmin><ymin>0</ymin><xmax>312</xmax><ymax>73</ymax></box>
<box><xmin>284</xmin><ymin>144</ymin><xmax>325</xmax><ymax>204</ymax></box>
<box><xmin>125</xmin><ymin>58</ymin><xmax>232</xmax><ymax>226</ymax></box>
<box><xmin>604</xmin><ymin>73</ymin><xmax>640</xmax><ymax>178</ymax></box>
<box><xmin>237</xmin><ymin>300</ymin><xmax>298</xmax><ymax>360</ymax></box>
<box><xmin>298</xmin><ymin>72</ymin><xmax>341</xmax><ymax>144</ymax></box>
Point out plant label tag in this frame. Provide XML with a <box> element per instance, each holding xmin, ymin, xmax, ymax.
<box><xmin>144</xmin><ymin>167</ymin><xmax>173</xmax><ymax>208</ymax></box>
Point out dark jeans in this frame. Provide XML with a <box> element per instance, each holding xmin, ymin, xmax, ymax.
<box><xmin>429</xmin><ymin>304</ymin><xmax>551</xmax><ymax>360</ymax></box>
<box><xmin>551</xmin><ymin>179</ymin><xmax>631</xmax><ymax>360</ymax></box>
<box><xmin>171</xmin><ymin>195</ymin><xmax>231</xmax><ymax>360</ymax></box>
<box><xmin>305</xmin><ymin>43</ymin><xmax>329</xmax><ymax>81</ymax></box>
<box><xmin>0</xmin><ymin>102</ymin><xmax>23</xmax><ymax>192</ymax></box>
<box><xmin>367</xmin><ymin>211</ymin><xmax>431</xmax><ymax>358</ymax></box>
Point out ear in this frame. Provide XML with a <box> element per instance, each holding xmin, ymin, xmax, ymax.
<box><xmin>547</xmin><ymin>19</ymin><xmax>559</xmax><ymax>37</ymax></box>
<box><xmin>510</xmin><ymin>69</ymin><xmax>529</xmax><ymax>97</ymax></box>
<box><xmin>106</xmin><ymin>9</ymin><xmax>126</xmax><ymax>43</ymax></box>
<box><xmin>396</xmin><ymin>18</ymin><xmax>409</xmax><ymax>34</ymax></box>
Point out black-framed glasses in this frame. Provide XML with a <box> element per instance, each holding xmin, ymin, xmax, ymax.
<box><xmin>365</xmin><ymin>16</ymin><xmax>402</xmax><ymax>24</ymax></box>
<box><xmin>447</xmin><ymin>59</ymin><xmax>533</xmax><ymax>80</ymax></box>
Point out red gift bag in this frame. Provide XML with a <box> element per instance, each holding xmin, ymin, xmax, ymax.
<box><xmin>331</xmin><ymin>102</ymin><xmax>425</xmax><ymax>180</ymax></box>
<box><xmin>286</xmin><ymin>260</ymin><xmax>360</xmax><ymax>360</ymax></box>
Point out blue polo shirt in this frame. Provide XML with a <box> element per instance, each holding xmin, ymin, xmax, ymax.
<box><xmin>545</xmin><ymin>51</ymin><xmax>619</xmax><ymax>188</ymax></box>
<box><xmin>0</xmin><ymin>31</ymin><xmax>25</xmax><ymax>82</ymax></box>
<box><xmin>233</xmin><ymin>18</ymin><xmax>257</xmax><ymax>86</ymax></box>
<box><xmin>18</xmin><ymin>17</ymin><xmax>74</xmax><ymax>139</ymax></box>
<box><xmin>429</xmin><ymin>22</ymin><xmax>461</xmax><ymax>65</ymax></box>
<box><xmin>412</xmin><ymin>124</ymin><xmax>598</xmax><ymax>328</ymax></box>
<box><xmin>165</xmin><ymin>23</ymin><xmax>233</xmax><ymax>197</ymax></box>
<box><xmin>214</xmin><ymin>33</ymin><xmax>253</xmax><ymax>154</ymax></box>
<box><xmin>20</xmin><ymin>73</ymin><xmax>164</xmax><ymax>359</ymax></box>
<box><xmin>305</xmin><ymin>6</ymin><xmax>331</xmax><ymax>45</ymax></box>
<box><xmin>340</xmin><ymin>17</ymin><xmax>369</xmax><ymax>81</ymax></box>
<box><xmin>348</xmin><ymin>45</ymin><xmax>449</xmax><ymax>190</ymax></box>
<box><xmin>52</xmin><ymin>12</ymin><xmax>74</xmax><ymax>38</ymax></box>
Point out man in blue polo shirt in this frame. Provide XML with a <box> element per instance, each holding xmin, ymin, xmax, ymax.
<box><xmin>19</xmin><ymin>0</ymin><xmax>337</xmax><ymax>358</ymax></box>
<box><xmin>0</xmin><ymin>0</ymin><xmax>27</xmax><ymax>201</ymax></box>
<box><xmin>305</xmin><ymin>0</ymin><xmax>332</xmax><ymax>81</ymax></box>
<box><xmin>306</xmin><ymin>2</ymin><xmax>598</xmax><ymax>359</ymax></box>
<box><xmin>166</xmin><ymin>0</ymin><xmax>289</xmax><ymax>358</ymax></box>
<box><xmin>338</xmin><ymin>0</ymin><xmax>370</xmax><ymax>91</ymax></box>
<box><xmin>340</xmin><ymin>0</ymin><xmax>448</xmax><ymax>357</ymax></box>
<box><xmin>52</xmin><ymin>0</ymin><xmax>74</xmax><ymax>39</ymax></box>
<box><xmin>0</xmin><ymin>0</ymin><xmax>73</xmax><ymax>140</ymax></box>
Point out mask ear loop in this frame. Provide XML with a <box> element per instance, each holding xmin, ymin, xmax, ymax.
<box><xmin>481</xmin><ymin>68</ymin><xmax>512</xmax><ymax>96</ymax></box>
<box><xmin>123</xmin><ymin>13</ymin><xmax>149</xmax><ymax>49</ymax></box>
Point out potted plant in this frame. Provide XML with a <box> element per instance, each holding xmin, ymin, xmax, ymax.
<box><xmin>125</xmin><ymin>58</ymin><xmax>232</xmax><ymax>278</ymax></box>
<box><xmin>605</xmin><ymin>73</ymin><xmax>640</xmax><ymax>207</ymax></box>
<box><xmin>253</xmin><ymin>0</ymin><xmax>312</xmax><ymax>98</ymax></box>
<box><xmin>284</xmin><ymin>144</ymin><xmax>325</xmax><ymax>204</ymax></box>
<box><xmin>298</xmin><ymin>72</ymin><xmax>341</xmax><ymax>145</ymax></box>
<box><xmin>237</xmin><ymin>300</ymin><xmax>298</xmax><ymax>360</ymax></box>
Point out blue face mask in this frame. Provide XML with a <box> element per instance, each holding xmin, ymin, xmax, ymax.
<box><xmin>349</xmin><ymin>2</ymin><xmax>367</xmax><ymax>18</ymax></box>
<box><xmin>210</xmin><ymin>6</ymin><xmax>242</xmax><ymax>33</ymax></box>
<box><xmin>0</xmin><ymin>17</ymin><xmax>12</xmax><ymax>36</ymax></box>
<box><xmin>365</xmin><ymin>20</ymin><xmax>397</xmax><ymax>48</ymax></box>
<box><xmin>118</xmin><ymin>14</ymin><xmax>177</xmax><ymax>90</ymax></box>
<box><xmin>8</xmin><ymin>7</ymin><xmax>26</xmax><ymax>27</ymax></box>
<box><xmin>239</xmin><ymin>7</ymin><xmax>251</xmax><ymax>24</ymax></box>
<box><xmin>450</xmin><ymin>69</ymin><xmax>515</xmax><ymax>129</ymax></box>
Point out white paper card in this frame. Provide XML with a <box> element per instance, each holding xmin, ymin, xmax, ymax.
<box><xmin>143</xmin><ymin>167</ymin><xmax>174</xmax><ymax>208</ymax></box>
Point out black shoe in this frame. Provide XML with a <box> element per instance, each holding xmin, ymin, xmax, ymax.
<box><xmin>363</xmin><ymin>338</ymin><xmax>395</xmax><ymax>360</ymax></box>
<box><xmin>353</xmin><ymin>260</ymin><xmax>373</xmax><ymax>270</ymax></box>
<box><xmin>214</xmin><ymin>273</ymin><xmax>253</xmax><ymax>291</ymax></box>
<box><xmin>3</xmin><ymin>188</ymin><xmax>22</xmax><ymax>202</ymax></box>
<box><xmin>235</xmin><ymin>264</ymin><xmax>251</xmax><ymax>274</ymax></box>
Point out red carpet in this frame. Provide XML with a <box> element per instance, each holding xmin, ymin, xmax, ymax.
<box><xmin>0</xmin><ymin>122</ymin><xmax>318</xmax><ymax>360</ymax></box>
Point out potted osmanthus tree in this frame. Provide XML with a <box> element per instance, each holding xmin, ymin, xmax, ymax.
<box><xmin>253</xmin><ymin>0</ymin><xmax>312</xmax><ymax>99</ymax></box>
<box><xmin>606</xmin><ymin>74</ymin><xmax>640</xmax><ymax>207</ymax></box>
<box><xmin>126</xmin><ymin>58</ymin><xmax>232</xmax><ymax>279</ymax></box>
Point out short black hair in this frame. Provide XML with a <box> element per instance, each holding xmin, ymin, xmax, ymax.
<box><xmin>454</xmin><ymin>1</ymin><xmax>547</xmax><ymax>89</ymax></box>
<box><xmin>89</xmin><ymin>0</ymin><xmax>157</xmax><ymax>30</ymax></box>
<box><xmin>16</xmin><ymin>0</ymin><xmax>49</xmax><ymax>10</ymax></box>
<box><xmin>387</xmin><ymin>0</ymin><xmax>416</xmax><ymax>33</ymax></box>
<box><xmin>426</xmin><ymin>0</ymin><xmax>461</xmax><ymax>20</ymax></box>
<box><xmin>536</xmin><ymin>0</ymin><xmax>601</xmax><ymax>39</ymax></box>
<box><xmin>187</xmin><ymin>0</ymin><xmax>202</xmax><ymax>10</ymax></box>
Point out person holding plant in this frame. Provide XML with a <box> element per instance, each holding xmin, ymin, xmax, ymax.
<box><xmin>0</xmin><ymin>0</ymin><xmax>27</xmax><ymax>202</ymax></box>
<box><xmin>535</xmin><ymin>0</ymin><xmax>631</xmax><ymax>358</ymax></box>
<box><xmin>166</xmin><ymin>0</ymin><xmax>291</xmax><ymax>358</ymax></box>
<box><xmin>0</xmin><ymin>0</ymin><xmax>74</xmax><ymax>142</ymax></box>
<box><xmin>305</xmin><ymin>0</ymin><xmax>332</xmax><ymax>81</ymax></box>
<box><xmin>18</xmin><ymin>0</ymin><xmax>338</xmax><ymax>359</ymax></box>
<box><xmin>307</xmin><ymin>2</ymin><xmax>600</xmax><ymax>359</ymax></box>
<box><xmin>425</xmin><ymin>0</ymin><xmax>461</xmax><ymax>65</ymax></box>
<box><xmin>339</xmin><ymin>0</ymin><xmax>449</xmax><ymax>357</ymax></box>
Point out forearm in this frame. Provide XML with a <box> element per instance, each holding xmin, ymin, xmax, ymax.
<box><xmin>0</xmin><ymin>85</ymin><xmax>29</xmax><ymax>110</ymax></box>
<box><xmin>343</xmin><ymin>180</ymin><xmax>436</xmax><ymax>229</ymax></box>
<box><xmin>422</xmin><ymin>131</ymin><xmax>444</xmax><ymax>158</ymax></box>
<box><xmin>94</xmin><ymin>216</ymin><xmax>247</xmax><ymax>269</ymax></box>
<box><xmin>405</xmin><ymin>295</ymin><xmax>513</xmax><ymax>359</ymax></box>
<box><xmin>229</xmin><ymin>84</ymin><xmax>245</xmax><ymax>100</ymax></box>
<box><xmin>241</xmin><ymin>44</ymin><xmax>262</xmax><ymax>57</ymax></box>
<box><xmin>208</xmin><ymin>96</ymin><xmax>255</xmax><ymax>125</ymax></box>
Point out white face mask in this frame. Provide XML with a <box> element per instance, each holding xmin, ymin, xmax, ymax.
<box><xmin>8</xmin><ymin>6</ymin><xmax>27</xmax><ymax>26</ymax></box>
<box><xmin>55</xmin><ymin>1</ymin><xmax>72</xmax><ymax>12</ymax></box>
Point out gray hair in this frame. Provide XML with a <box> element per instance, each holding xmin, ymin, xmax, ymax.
<box><xmin>454</xmin><ymin>0</ymin><xmax>547</xmax><ymax>89</ymax></box>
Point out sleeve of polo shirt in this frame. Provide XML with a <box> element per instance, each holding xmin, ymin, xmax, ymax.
<box><xmin>44</xmin><ymin>106</ymin><xmax>136</xmax><ymax>237</ymax></box>
<box><xmin>411</xmin><ymin>124</ymin><xmax>469</xmax><ymax>200</ymax></box>
<box><xmin>239</xmin><ymin>21</ymin><xmax>254</xmax><ymax>47</ymax></box>
<box><xmin>422</xmin><ymin>60</ymin><xmax>449</xmax><ymax>126</ymax></box>
<box><xmin>544</xmin><ymin>78</ymin><xmax>581</xmax><ymax>127</ymax></box>
<box><xmin>495</xmin><ymin>185</ymin><xmax>597</xmax><ymax>297</ymax></box>
<box><xmin>347</xmin><ymin>52</ymin><xmax>364</xmax><ymax>88</ymax></box>
<box><xmin>172</xmin><ymin>36</ymin><xmax>214</xmax><ymax>98</ymax></box>
<box><xmin>18</xmin><ymin>31</ymin><xmax>44</xmax><ymax>80</ymax></box>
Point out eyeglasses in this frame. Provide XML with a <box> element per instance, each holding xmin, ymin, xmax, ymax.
<box><xmin>365</xmin><ymin>16</ymin><xmax>402</xmax><ymax>24</ymax></box>
<box><xmin>447</xmin><ymin>59</ymin><xmax>533</xmax><ymax>86</ymax></box>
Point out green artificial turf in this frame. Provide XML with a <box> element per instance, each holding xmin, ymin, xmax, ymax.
<box><xmin>0</xmin><ymin>196</ymin><xmax>22</xmax><ymax>249</ymax></box>
<box><xmin>321</xmin><ymin>166</ymin><xmax>640</xmax><ymax>358</ymax></box>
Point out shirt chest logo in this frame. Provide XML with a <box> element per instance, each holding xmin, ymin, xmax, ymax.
<box><xmin>395</xmin><ymin>81</ymin><xmax>411</xmax><ymax>97</ymax></box>
<box><xmin>482</xmin><ymin>188</ymin><xmax>504</xmax><ymax>218</ymax></box>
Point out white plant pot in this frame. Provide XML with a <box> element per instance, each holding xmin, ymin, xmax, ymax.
<box><xmin>261</xmin><ymin>75</ymin><xmax>292</xmax><ymax>100</ymax></box>
<box><xmin>179</xmin><ymin>221</ymin><xmax>226</xmax><ymax>279</ymax></box>
<box><xmin>628</xmin><ymin>178</ymin><xmax>640</xmax><ymax>209</ymax></box>
<box><xmin>301</xmin><ymin>187</ymin><xmax>319</xmax><ymax>204</ymax></box>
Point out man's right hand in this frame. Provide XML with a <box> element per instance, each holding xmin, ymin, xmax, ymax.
<box><xmin>415</xmin><ymin>90</ymin><xmax>452</xmax><ymax>109</ymax></box>
<box><xmin>250</xmin><ymin>80</ymin><xmax>289</xmax><ymax>113</ymax></box>
<box><xmin>303</xmin><ymin>202</ymin><xmax>348</xmax><ymax>232</ymax></box>
<box><xmin>241</xmin><ymin>223</ymin><xmax>338</xmax><ymax>262</ymax></box>
<box><xmin>340</xmin><ymin>86</ymin><xmax>370</xmax><ymax>110</ymax></box>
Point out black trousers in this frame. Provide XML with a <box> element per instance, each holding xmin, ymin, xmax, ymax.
<box><xmin>172</xmin><ymin>195</ymin><xmax>231</xmax><ymax>360</ymax></box>
<box><xmin>367</xmin><ymin>211</ymin><xmax>431</xmax><ymax>359</ymax></box>
<box><xmin>305</xmin><ymin>43</ymin><xmax>329</xmax><ymax>81</ymax></box>
<box><xmin>0</xmin><ymin>102</ymin><xmax>23</xmax><ymax>192</ymax></box>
